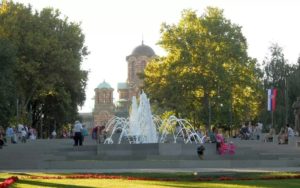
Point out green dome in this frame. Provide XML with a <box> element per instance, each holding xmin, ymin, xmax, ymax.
<box><xmin>97</xmin><ymin>80</ymin><xmax>112</xmax><ymax>89</ymax></box>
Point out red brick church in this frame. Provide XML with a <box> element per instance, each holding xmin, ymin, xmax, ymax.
<box><xmin>93</xmin><ymin>42</ymin><xmax>156</xmax><ymax>126</ymax></box>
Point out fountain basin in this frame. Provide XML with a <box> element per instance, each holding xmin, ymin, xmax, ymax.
<box><xmin>97</xmin><ymin>143</ymin><xmax>200</xmax><ymax>160</ymax></box>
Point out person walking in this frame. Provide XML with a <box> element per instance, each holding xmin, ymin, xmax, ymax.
<box><xmin>73</xmin><ymin>120</ymin><xmax>83</xmax><ymax>146</ymax></box>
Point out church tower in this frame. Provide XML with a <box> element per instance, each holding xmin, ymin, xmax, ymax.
<box><xmin>120</xmin><ymin>41</ymin><xmax>156</xmax><ymax>100</ymax></box>
<box><xmin>93</xmin><ymin>80</ymin><xmax>114</xmax><ymax>126</ymax></box>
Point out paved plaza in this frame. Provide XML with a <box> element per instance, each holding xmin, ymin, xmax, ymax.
<box><xmin>0</xmin><ymin>136</ymin><xmax>300</xmax><ymax>173</ymax></box>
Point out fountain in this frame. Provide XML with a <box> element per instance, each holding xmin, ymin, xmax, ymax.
<box><xmin>104</xmin><ymin>92</ymin><xmax>204</xmax><ymax>144</ymax></box>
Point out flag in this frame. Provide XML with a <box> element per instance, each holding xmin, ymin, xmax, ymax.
<box><xmin>267</xmin><ymin>89</ymin><xmax>272</xmax><ymax>111</ymax></box>
<box><xmin>267</xmin><ymin>88</ymin><xmax>277</xmax><ymax>111</ymax></box>
<box><xmin>272</xmin><ymin>88</ymin><xmax>277</xmax><ymax>111</ymax></box>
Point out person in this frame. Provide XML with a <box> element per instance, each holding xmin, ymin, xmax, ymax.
<box><xmin>21</xmin><ymin>128</ymin><xmax>27</xmax><ymax>143</ymax></box>
<box><xmin>216</xmin><ymin>129</ymin><xmax>229</xmax><ymax>155</ymax></box>
<box><xmin>248</xmin><ymin>122</ymin><xmax>255</xmax><ymax>140</ymax></box>
<box><xmin>0</xmin><ymin>126</ymin><xmax>5</xmax><ymax>149</ymax></box>
<box><xmin>17</xmin><ymin>123</ymin><xmax>24</xmax><ymax>141</ymax></box>
<box><xmin>256</xmin><ymin>121</ymin><xmax>263</xmax><ymax>140</ymax></box>
<box><xmin>62</xmin><ymin>129</ymin><xmax>68</xmax><ymax>138</ymax></box>
<box><xmin>92</xmin><ymin>126</ymin><xmax>98</xmax><ymax>140</ymax></box>
<box><xmin>264</xmin><ymin>127</ymin><xmax>275</xmax><ymax>142</ymax></box>
<box><xmin>98</xmin><ymin>125</ymin><xmax>106</xmax><ymax>143</ymax></box>
<box><xmin>0</xmin><ymin>133</ymin><xmax>4</xmax><ymax>149</ymax></box>
<box><xmin>81</xmin><ymin>124</ymin><xmax>88</xmax><ymax>143</ymax></box>
<box><xmin>286</xmin><ymin>124</ymin><xmax>295</xmax><ymax>138</ymax></box>
<box><xmin>209</xmin><ymin>127</ymin><xmax>217</xmax><ymax>143</ymax></box>
<box><xmin>278</xmin><ymin>127</ymin><xmax>288</xmax><ymax>144</ymax></box>
<box><xmin>24</xmin><ymin>125</ymin><xmax>29</xmax><ymax>139</ymax></box>
<box><xmin>73</xmin><ymin>120</ymin><xmax>83</xmax><ymax>146</ymax></box>
<box><xmin>51</xmin><ymin>130</ymin><xmax>57</xmax><ymax>139</ymax></box>
<box><xmin>6</xmin><ymin>126</ymin><xmax>14</xmax><ymax>143</ymax></box>
<box><xmin>240</xmin><ymin>123</ymin><xmax>250</xmax><ymax>140</ymax></box>
<box><xmin>197</xmin><ymin>144</ymin><xmax>205</xmax><ymax>159</ymax></box>
<box><xmin>214</xmin><ymin>128</ymin><xmax>222</xmax><ymax>153</ymax></box>
<box><xmin>29</xmin><ymin>127</ymin><xmax>36</xmax><ymax>140</ymax></box>
<box><xmin>292</xmin><ymin>97</ymin><xmax>300</xmax><ymax>135</ymax></box>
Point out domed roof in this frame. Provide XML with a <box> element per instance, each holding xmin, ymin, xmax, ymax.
<box><xmin>131</xmin><ymin>41</ymin><xmax>155</xmax><ymax>57</ymax></box>
<box><xmin>97</xmin><ymin>80</ymin><xmax>112</xmax><ymax>89</ymax></box>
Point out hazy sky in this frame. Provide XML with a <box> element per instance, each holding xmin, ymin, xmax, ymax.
<box><xmin>14</xmin><ymin>0</ymin><xmax>300</xmax><ymax>112</ymax></box>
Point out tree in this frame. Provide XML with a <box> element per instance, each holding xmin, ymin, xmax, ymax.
<box><xmin>261</xmin><ymin>44</ymin><xmax>296</xmax><ymax>131</ymax></box>
<box><xmin>0</xmin><ymin>37</ymin><xmax>17</xmax><ymax>126</ymax></box>
<box><xmin>287</xmin><ymin>56</ymin><xmax>300</xmax><ymax>127</ymax></box>
<box><xmin>144</xmin><ymin>8</ymin><xmax>263</xmax><ymax>130</ymax></box>
<box><xmin>0</xmin><ymin>1</ymin><xmax>88</xmax><ymax>135</ymax></box>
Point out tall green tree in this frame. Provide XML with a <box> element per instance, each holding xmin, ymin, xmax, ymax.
<box><xmin>0</xmin><ymin>37</ymin><xmax>17</xmax><ymax>126</ymax></box>
<box><xmin>0</xmin><ymin>1</ymin><xmax>88</xmax><ymax>135</ymax></box>
<box><xmin>261</xmin><ymin>44</ymin><xmax>296</xmax><ymax>131</ymax></box>
<box><xmin>144</xmin><ymin>8</ymin><xmax>263</xmax><ymax>130</ymax></box>
<box><xmin>287</xmin><ymin>56</ymin><xmax>300</xmax><ymax>126</ymax></box>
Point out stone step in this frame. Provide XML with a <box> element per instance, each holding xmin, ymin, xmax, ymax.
<box><xmin>1</xmin><ymin>138</ymin><xmax>300</xmax><ymax>170</ymax></box>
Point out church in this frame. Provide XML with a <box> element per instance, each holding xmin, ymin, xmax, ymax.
<box><xmin>92</xmin><ymin>42</ymin><xmax>156</xmax><ymax>126</ymax></box>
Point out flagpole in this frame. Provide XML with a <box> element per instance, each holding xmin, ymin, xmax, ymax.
<box><xmin>271</xmin><ymin>107</ymin><xmax>274</xmax><ymax>128</ymax></box>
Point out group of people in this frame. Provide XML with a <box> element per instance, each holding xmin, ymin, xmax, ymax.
<box><xmin>238</xmin><ymin>121</ymin><xmax>297</xmax><ymax>145</ymax></box>
<box><xmin>69</xmin><ymin>121</ymin><xmax>109</xmax><ymax>146</ymax></box>
<box><xmin>277</xmin><ymin>124</ymin><xmax>295</xmax><ymax>144</ymax></box>
<box><xmin>197</xmin><ymin>127</ymin><xmax>235</xmax><ymax>158</ymax></box>
<box><xmin>0</xmin><ymin>124</ymin><xmax>37</xmax><ymax>149</ymax></box>
<box><xmin>239</xmin><ymin>122</ymin><xmax>263</xmax><ymax>140</ymax></box>
<box><xmin>211</xmin><ymin>127</ymin><xmax>236</xmax><ymax>155</ymax></box>
<box><xmin>92</xmin><ymin>125</ymin><xmax>107</xmax><ymax>143</ymax></box>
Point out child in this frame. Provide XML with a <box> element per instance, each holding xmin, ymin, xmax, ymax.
<box><xmin>197</xmin><ymin>145</ymin><xmax>205</xmax><ymax>159</ymax></box>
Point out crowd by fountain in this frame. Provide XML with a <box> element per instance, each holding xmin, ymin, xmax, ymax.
<box><xmin>103</xmin><ymin>92</ymin><xmax>205</xmax><ymax>144</ymax></box>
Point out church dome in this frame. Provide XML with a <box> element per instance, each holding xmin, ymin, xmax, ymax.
<box><xmin>97</xmin><ymin>80</ymin><xmax>112</xmax><ymax>89</ymax></box>
<box><xmin>131</xmin><ymin>42</ymin><xmax>155</xmax><ymax>57</ymax></box>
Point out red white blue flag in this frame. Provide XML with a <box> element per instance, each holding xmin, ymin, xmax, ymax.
<box><xmin>267</xmin><ymin>88</ymin><xmax>277</xmax><ymax>111</ymax></box>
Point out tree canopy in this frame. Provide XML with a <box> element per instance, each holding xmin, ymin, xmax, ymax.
<box><xmin>0</xmin><ymin>1</ymin><xmax>88</xmax><ymax>135</ymax></box>
<box><xmin>260</xmin><ymin>44</ymin><xmax>299</xmax><ymax>131</ymax></box>
<box><xmin>144</xmin><ymin>8</ymin><xmax>263</xmax><ymax>129</ymax></box>
<box><xmin>0</xmin><ymin>37</ymin><xmax>17</xmax><ymax>126</ymax></box>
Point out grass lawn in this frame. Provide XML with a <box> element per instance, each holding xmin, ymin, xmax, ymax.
<box><xmin>1</xmin><ymin>172</ymin><xmax>300</xmax><ymax>188</ymax></box>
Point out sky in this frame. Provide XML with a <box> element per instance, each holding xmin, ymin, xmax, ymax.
<box><xmin>14</xmin><ymin>0</ymin><xmax>300</xmax><ymax>113</ymax></box>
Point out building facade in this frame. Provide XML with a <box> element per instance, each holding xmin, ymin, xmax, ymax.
<box><xmin>93</xmin><ymin>42</ymin><xmax>156</xmax><ymax>126</ymax></box>
<box><xmin>93</xmin><ymin>81</ymin><xmax>115</xmax><ymax>126</ymax></box>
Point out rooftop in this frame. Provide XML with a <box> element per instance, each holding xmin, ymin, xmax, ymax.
<box><xmin>97</xmin><ymin>80</ymin><xmax>112</xmax><ymax>89</ymax></box>
<box><xmin>131</xmin><ymin>41</ymin><xmax>155</xmax><ymax>57</ymax></box>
